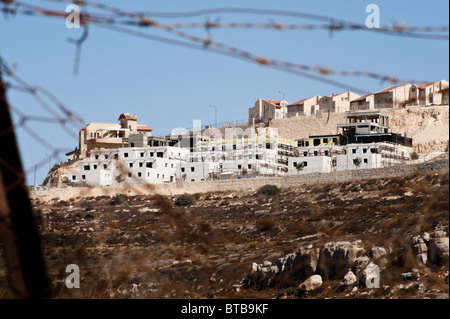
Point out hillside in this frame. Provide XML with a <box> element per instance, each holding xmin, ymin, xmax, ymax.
<box><xmin>2</xmin><ymin>160</ymin><xmax>448</xmax><ymax>299</ymax></box>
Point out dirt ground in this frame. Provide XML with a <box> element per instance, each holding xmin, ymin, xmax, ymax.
<box><xmin>0</xmin><ymin>167</ymin><xmax>448</xmax><ymax>299</ymax></box>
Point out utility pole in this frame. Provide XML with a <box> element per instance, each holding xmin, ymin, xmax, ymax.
<box><xmin>0</xmin><ymin>64</ymin><xmax>51</xmax><ymax>298</ymax></box>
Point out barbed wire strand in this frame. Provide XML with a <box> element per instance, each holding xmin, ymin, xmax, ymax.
<box><xmin>1</xmin><ymin>1</ymin><xmax>439</xmax><ymax>86</ymax></box>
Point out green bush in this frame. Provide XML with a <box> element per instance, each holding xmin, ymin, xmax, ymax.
<box><xmin>258</xmin><ymin>184</ymin><xmax>281</xmax><ymax>196</ymax></box>
<box><xmin>110</xmin><ymin>194</ymin><xmax>127</xmax><ymax>205</ymax></box>
<box><xmin>174</xmin><ymin>194</ymin><xmax>195</xmax><ymax>206</ymax></box>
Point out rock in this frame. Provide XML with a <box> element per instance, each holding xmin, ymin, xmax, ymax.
<box><xmin>263</xmin><ymin>260</ymin><xmax>272</xmax><ymax>267</ymax></box>
<box><xmin>401</xmin><ymin>272</ymin><xmax>418</xmax><ymax>281</ymax></box>
<box><xmin>433</xmin><ymin>230</ymin><xmax>447</xmax><ymax>238</ymax></box>
<box><xmin>370</xmin><ymin>247</ymin><xmax>387</xmax><ymax>259</ymax></box>
<box><xmin>298</xmin><ymin>275</ymin><xmax>323</xmax><ymax>292</ymax></box>
<box><xmin>428</xmin><ymin>237</ymin><xmax>449</xmax><ymax>264</ymax></box>
<box><xmin>354</xmin><ymin>256</ymin><xmax>370</xmax><ymax>270</ymax></box>
<box><xmin>359</xmin><ymin>262</ymin><xmax>380</xmax><ymax>288</ymax></box>
<box><xmin>273</xmin><ymin>245</ymin><xmax>319</xmax><ymax>281</ymax></box>
<box><xmin>413</xmin><ymin>243</ymin><xmax>428</xmax><ymax>254</ymax></box>
<box><xmin>418</xmin><ymin>253</ymin><xmax>428</xmax><ymax>264</ymax></box>
<box><xmin>343</xmin><ymin>270</ymin><xmax>357</xmax><ymax>286</ymax></box>
<box><xmin>318</xmin><ymin>241</ymin><xmax>365</xmax><ymax>280</ymax></box>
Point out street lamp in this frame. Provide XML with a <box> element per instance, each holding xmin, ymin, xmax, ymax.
<box><xmin>209</xmin><ymin>104</ymin><xmax>217</xmax><ymax>128</ymax></box>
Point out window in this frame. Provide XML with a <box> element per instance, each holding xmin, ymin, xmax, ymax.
<box><xmin>105</xmin><ymin>154</ymin><xmax>109</xmax><ymax>159</ymax></box>
<box><xmin>293</xmin><ymin>162</ymin><xmax>297</xmax><ymax>167</ymax></box>
<box><xmin>371</xmin><ymin>148</ymin><xmax>378</xmax><ymax>154</ymax></box>
<box><xmin>129</xmin><ymin>163</ymin><xmax>133</xmax><ymax>168</ymax></box>
<box><xmin>248</xmin><ymin>155</ymin><xmax>252</xmax><ymax>159</ymax></box>
<box><xmin>146</xmin><ymin>162</ymin><xmax>153</xmax><ymax>168</ymax></box>
<box><xmin>84</xmin><ymin>165</ymin><xmax>90</xmax><ymax>171</ymax></box>
<box><xmin>256</xmin><ymin>154</ymin><xmax>261</xmax><ymax>160</ymax></box>
<box><xmin>323</xmin><ymin>138</ymin><xmax>328</xmax><ymax>143</ymax></box>
<box><xmin>140</xmin><ymin>152</ymin><xmax>145</xmax><ymax>157</ymax></box>
<box><xmin>191</xmin><ymin>167</ymin><xmax>195</xmax><ymax>172</ymax></box>
<box><xmin>124</xmin><ymin>153</ymin><xmax>128</xmax><ymax>158</ymax></box>
<box><xmin>233</xmin><ymin>144</ymin><xmax>237</xmax><ymax>150</ymax></box>
<box><xmin>95</xmin><ymin>155</ymin><xmax>99</xmax><ymax>160</ymax></box>
<box><xmin>157</xmin><ymin>152</ymin><xmax>163</xmax><ymax>158</ymax></box>
<box><xmin>157</xmin><ymin>174</ymin><xmax>160</xmax><ymax>178</ymax></box>
<box><xmin>139</xmin><ymin>162</ymin><xmax>143</xmax><ymax>167</ymax></box>
<box><xmin>364</xmin><ymin>158</ymin><xmax>368</xmax><ymax>163</ymax></box>
<box><xmin>150</xmin><ymin>152</ymin><xmax>154</xmax><ymax>157</ymax></box>
<box><xmin>314</xmin><ymin>139</ymin><xmax>320</xmax><ymax>146</ymax></box>
<box><xmin>93</xmin><ymin>165</ymin><xmax>98</xmax><ymax>170</ymax></box>
<box><xmin>181</xmin><ymin>167</ymin><xmax>185</xmax><ymax>172</ymax></box>
<box><xmin>363</xmin><ymin>148</ymin><xmax>367</xmax><ymax>153</ymax></box>
<box><xmin>248</xmin><ymin>164</ymin><xmax>252</xmax><ymax>169</ymax></box>
<box><xmin>324</xmin><ymin>150</ymin><xmax>329</xmax><ymax>156</ymax></box>
<box><xmin>238</xmin><ymin>155</ymin><xmax>243</xmax><ymax>160</ymax></box>
<box><xmin>114</xmin><ymin>154</ymin><xmax>118</xmax><ymax>159</ymax></box>
<box><xmin>165</xmin><ymin>163</ymin><xmax>168</xmax><ymax>168</ymax></box>
<box><xmin>72</xmin><ymin>175</ymin><xmax>76</xmax><ymax>181</ymax></box>
<box><xmin>171</xmin><ymin>164</ymin><xmax>174</xmax><ymax>168</ymax></box>
<box><xmin>103</xmin><ymin>164</ymin><xmax>107</xmax><ymax>169</ymax></box>
<box><xmin>352</xmin><ymin>149</ymin><xmax>357</xmax><ymax>154</ymax></box>
<box><xmin>138</xmin><ymin>172</ymin><xmax>142</xmax><ymax>177</ymax></box>
<box><xmin>128</xmin><ymin>173</ymin><xmax>132</xmax><ymax>177</ymax></box>
<box><xmin>258</xmin><ymin>144</ymin><xmax>263</xmax><ymax>149</ymax></box>
<box><xmin>303</xmin><ymin>161</ymin><xmax>308</xmax><ymax>167</ymax></box>
<box><xmin>238</xmin><ymin>165</ymin><xmax>242</xmax><ymax>169</ymax></box>
<box><xmin>249</xmin><ymin>145</ymin><xmax>253</xmax><ymax>149</ymax></box>
<box><xmin>303</xmin><ymin>151</ymin><xmax>308</xmax><ymax>157</ymax></box>
<box><xmin>191</xmin><ymin>179</ymin><xmax>195</xmax><ymax>182</ymax></box>
<box><xmin>130</xmin><ymin>143</ymin><xmax>134</xmax><ymax>147</ymax></box>
<box><xmin>266</xmin><ymin>143</ymin><xmax>271</xmax><ymax>149</ymax></box>
<box><xmin>314</xmin><ymin>151</ymin><xmax>318</xmax><ymax>156</ymax></box>
<box><xmin>82</xmin><ymin>175</ymin><xmax>86</xmax><ymax>180</ymax></box>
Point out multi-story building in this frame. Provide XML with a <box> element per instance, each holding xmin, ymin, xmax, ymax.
<box><xmin>287</xmin><ymin>111</ymin><xmax>413</xmax><ymax>174</ymax></box>
<box><xmin>68</xmin><ymin>145</ymin><xmax>190</xmax><ymax>186</ymax></box>
<box><xmin>248</xmin><ymin>99</ymin><xmax>289</xmax><ymax>124</ymax></box>
<box><xmin>72</xmin><ymin>113</ymin><xmax>153</xmax><ymax>159</ymax></box>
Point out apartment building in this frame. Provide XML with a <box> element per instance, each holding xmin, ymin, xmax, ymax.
<box><xmin>68</xmin><ymin>145</ymin><xmax>190</xmax><ymax>186</ymax></box>
<box><xmin>248</xmin><ymin>98</ymin><xmax>289</xmax><ymax>124</ymax></box>
<box><xmin>75</xmin><ymin>113</ymin><xmax>153</xmax><ymax>158</ymax></box>
<box><xmin>287</xmin><ymin>111</ymin><xmax>412</xmax><ymax>174</ymax></box>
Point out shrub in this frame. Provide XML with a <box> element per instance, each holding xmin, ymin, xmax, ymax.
<box><xmin>410</xmin><ymin>152</ymin><xmax>419</xmax><ymax>160</ymax></box>
<box><xmin>174</xmin><ymin>194</ymin><xmax>195</xmax><ymax>206</ymax></box>
<box><xmin>258</xmin><ymin>184</ymin><xmax>281</xmax><ymax>196</ymax></box>
<box><xmin>110</xmin><ymin>194</ymin><xmax>127</xmax><ymax>205</ymax></box>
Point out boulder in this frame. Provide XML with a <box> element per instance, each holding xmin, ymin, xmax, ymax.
<box><xmin>428</xmin><ymin>237</ymin><xmax>449</xmax><ymax>264</ymax></box>
<box><xmin>370</xmin><ymin>247</ymin><xmax>387</xmax><ymax>259</ymax></box>
<box><xmin>318</xmin><ymin>241</ymin><xmax>365</xmax><ymax>280</ymax></box>
<box><xmin>274</xmin><ymin>246</ymin><xmax>319</xmax><ymax>281</ymax></box>
<box><xmin>359</xmin><ymin>262</ymin><xmax>380</xmax><ymax>288</ymax></box>
<box><xmin>298</xmin><ymin>275</ymin><xmax>323</xmax><ymax>292</ymax></box>
<box><xmin>343</xmin><ymin>270</ymin><xmax>357</xmax><ymax>286</ymax></box>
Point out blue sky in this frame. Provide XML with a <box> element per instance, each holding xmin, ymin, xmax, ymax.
<box><xmin>0</xmin><ymin>0</ymin><xmax>448</xmax><ymax>185</ymax></box>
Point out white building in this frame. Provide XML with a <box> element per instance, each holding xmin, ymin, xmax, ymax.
<box><xmin>68</xmin><ymin>146</ymin><xmax>190</xmax><ymax>186</ymax></box>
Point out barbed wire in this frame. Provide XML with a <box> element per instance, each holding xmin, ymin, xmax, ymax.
<box><xmin>1</xmin><ymin>0</ymin><xmax>447</xmax><ymax>89</ymax></box>
<box><xmin>0</xmin><ymin>57</ymin><xmax>84</xmax><ymax>182</ymax></box>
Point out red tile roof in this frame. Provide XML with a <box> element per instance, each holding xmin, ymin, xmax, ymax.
<box><xmin>137</xmin><ymin>125</ymin><xmax>153</xmax><ymax>131</ymax></box>
<box><xmin>351</xmin><ymin>93</ymin><xmax>372</xmax><ymax>102</ymax></box>
<box><xmin>417</xmin><ymin>82</ymin><xmax>433</xmax><ymax>89</ymax></box>
<box><xmin>263</xmin><ymin>99</ymin><xmax>283</xmax><ymax>109</ymax></box>
<box><xmin>118</xmin><ymin>113</ymin><xmax>138</xmax><ymax>121</ymax></box>
<box><xmin>375</xmin><ymin>84</ymin><xmax>404</xmax><ymax>94</ymax></box>
<box><xmin>287</xmin><ymin>98</ymin><xmax>309</xmax><ymax>107</ymax></box>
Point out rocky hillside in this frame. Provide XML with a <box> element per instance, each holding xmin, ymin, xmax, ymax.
<box><xmin>1</xmin><ymin>164</ymin><xmax>447</xmax><ymax>299</ymax></box>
